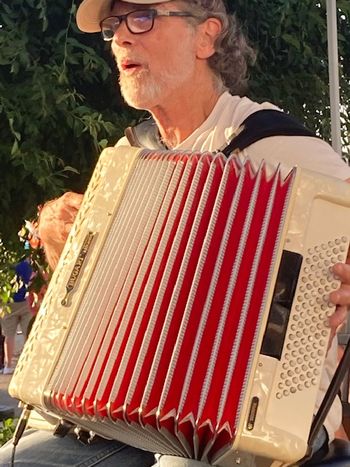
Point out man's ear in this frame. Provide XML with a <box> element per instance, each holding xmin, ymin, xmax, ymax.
<box><xmin>196</xmin><ymin>17</ymin><xmax>222</xmax><ymax>59</ymax></box>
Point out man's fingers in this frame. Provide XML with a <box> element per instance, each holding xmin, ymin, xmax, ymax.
<box><xmin>327</xmin><ymin>305</ymin><xmax>348</xmax><ymax>330</ymax></box>
<box><xmin>329</xmin><ymin>285</ymin><xmax>350</xmax><ymax>307</ymax></box>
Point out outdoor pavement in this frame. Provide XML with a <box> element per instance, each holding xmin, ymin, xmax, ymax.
<box><xmin>0</xmin><ymin>332</ymin><xmax>25</xmax><ymax>420</ymax></box>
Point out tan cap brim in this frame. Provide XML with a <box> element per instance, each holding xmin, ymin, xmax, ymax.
<box><xmin>76</xmin><ymin>0</ymin><xmax>173</xmax><ymax>33</ymax></box>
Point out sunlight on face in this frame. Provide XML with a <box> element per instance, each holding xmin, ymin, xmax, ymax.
<box><xmin>112</xmin><ymin>12</ymin><xmax>198</xmax><ymax>110</ymax></box>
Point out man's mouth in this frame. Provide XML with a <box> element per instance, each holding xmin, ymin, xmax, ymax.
<box><xmin>120</xmin><ymin>61</ymin><xmax>142</xmax><ymax>73</ymax></box>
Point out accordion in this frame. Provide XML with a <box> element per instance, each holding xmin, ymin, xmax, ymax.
<box><xmin>9</xmin><ymin>146</ymin><xmax>350</xmax><ymax>465</ymax></box>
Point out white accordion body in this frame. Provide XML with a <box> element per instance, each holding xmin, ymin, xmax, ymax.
<box><xmin>9</xmin><ymin>146</ymin><xmax>350</xmax><ymax>465</ymax></box>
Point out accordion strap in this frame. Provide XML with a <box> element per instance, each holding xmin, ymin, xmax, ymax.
<box><xmin>221</xmin><ymin>108</ymin><xmax>316</xmax><ymax>156</ymax></box>
<box><xmin>124</xmin><ymin>109</ymin><xmax>317</xmax><ymax>154</ymax></box>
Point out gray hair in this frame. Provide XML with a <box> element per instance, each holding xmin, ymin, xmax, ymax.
<box><xmin>179</xmin><ymin>0</ymin><xmax>256</xmax><ymax>94</ymax></box>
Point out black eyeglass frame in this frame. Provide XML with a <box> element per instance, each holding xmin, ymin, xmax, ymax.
<box><xmin>100</xmin><ymin>9</ymin><xmax>197</xmax><ymax>41</ymax></box>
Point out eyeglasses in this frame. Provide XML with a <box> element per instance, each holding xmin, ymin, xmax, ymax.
<box><xmin>100</xmin><ymin>9</ymin><xmax>196</xmax><ymax>41</ymax></box>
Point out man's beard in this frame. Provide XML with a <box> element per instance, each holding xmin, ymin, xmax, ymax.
<box><xmin>119</xmin><ymin>69</ymin><xmax>171</xmax><ymax>110</ymax></box>
<box><xmin>118</xmin><ymin>44</ymin><xmax>196</xmax><ymax>110</ymax></box>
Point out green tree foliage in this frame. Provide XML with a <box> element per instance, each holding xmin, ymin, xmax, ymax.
<box><xmin>0</xmin><ymin>418</ymin><xmax>17</xmax><ymax>446</ymax></box>
<box><xmin>234</xmin><ymin>0</ymin><xmax>350</xmax><ymax>157</ymax></box>
<box><xmin>0</xmin><ymin>239</ymin><xmax>20</xmax><ymax>310</ymax></box>
<box><xmin>0</xmin><ymin>0</ymin><xmax>138</xmax><ymax>246</ymax></box>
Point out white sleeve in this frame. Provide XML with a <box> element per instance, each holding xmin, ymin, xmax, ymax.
<box><xmin>245</xmin><ymin>135</ymin><xmax>350</xmax><ymax>180</ymax></box>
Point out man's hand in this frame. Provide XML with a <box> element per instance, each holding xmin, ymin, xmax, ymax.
<box><xmin>38</xmin><ymin>192</ymin><xmax>83</xmax><ymax>270</ymax></box>
<box><xmin>328</xmin><ymin>254</ymin><xmax>350</xmax><ymax>342</ymax></box>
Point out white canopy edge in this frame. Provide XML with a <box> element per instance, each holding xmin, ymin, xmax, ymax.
<box><xmin>327</xmin><ymin>0</ymin><xmax>342</xmax><ymax>155</ymax></box>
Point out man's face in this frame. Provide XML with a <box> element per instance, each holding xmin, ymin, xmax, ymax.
<box><xmin>110</xmin><ymin>1</ymin><xmax>199</xmax><ymax>110</ymax></box>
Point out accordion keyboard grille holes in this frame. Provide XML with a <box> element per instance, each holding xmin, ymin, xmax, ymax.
<box><xmin>276</xmin><ymin>236</ymin><xmax>349</xmax><ymax>400</ymax></box>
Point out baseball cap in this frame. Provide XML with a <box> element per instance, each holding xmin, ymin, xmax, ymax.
<box><xmin>76</xmin><ymin>0</ymin><xmax>173</xmax><ymax>33</ymax></box>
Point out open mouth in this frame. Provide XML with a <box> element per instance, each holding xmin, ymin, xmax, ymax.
<box><xmin>121</xmin><ymin>61</ymin><xmax>141</xmax><ymax>72</ymax></box>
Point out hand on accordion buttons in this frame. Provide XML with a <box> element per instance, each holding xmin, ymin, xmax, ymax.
<box><xmin>328</xmin><ymin>254</ymin><xmax>350</xmax><ymax>344</ymax></box>
<box><xmin>38</xmin><ymin>191</ymin><xmax>84</xmax><ymax>271</ymax></box>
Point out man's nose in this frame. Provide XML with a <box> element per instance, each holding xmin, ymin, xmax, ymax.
<box><xmin>112</xmin><ymin>20</ymin><xmax>134</xmax><ymax>46</ymax></box>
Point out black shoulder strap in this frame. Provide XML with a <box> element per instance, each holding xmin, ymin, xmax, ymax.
<box><xmin>222</xmin><ymin>109</ymin><xmax>316</xmax><ymax>157</ymax></box>
<box><xmin>125</xmin><ymin>109</ymin><xmax>317</xmax><ymax>154</ymax></box>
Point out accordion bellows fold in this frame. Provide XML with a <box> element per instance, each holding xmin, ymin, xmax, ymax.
<box><xmin>10</xmin><ymin>146</ymin><xmax>350</xmax><ymax>465</ymax></box>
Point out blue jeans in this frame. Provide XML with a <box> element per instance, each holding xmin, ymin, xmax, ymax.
<box><xmin>0</xmin><ymin>427</ymin><xmax>328</xmax><ymax>466</ymax></box>
<box><xmin>0</xmin><ymin>429</ymin><xmax>155</xmax><ymax>466</ymax></box>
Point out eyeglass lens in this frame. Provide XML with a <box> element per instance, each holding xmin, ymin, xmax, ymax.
<box><xmin>101</xmin><ymin>10</ymin><xmax>155</xmax><ymax>40</ymax></box>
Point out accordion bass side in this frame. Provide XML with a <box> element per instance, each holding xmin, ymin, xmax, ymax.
<box><xmin>9</xmin><ymin>146</ymin><xmax>350</xmax><ymax>465</ymax></box>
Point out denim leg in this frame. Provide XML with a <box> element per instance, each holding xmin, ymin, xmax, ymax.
<box><xmin>0</xmin><ymin>429</ymin><xmax>156</xmax><ymax>466</ymax></box>
<box><xmin>310</xmin><ymin>426</ymin><xmax>328</xmax><ymax>456</ymax></box>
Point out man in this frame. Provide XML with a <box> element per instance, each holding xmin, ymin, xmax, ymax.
<box><xmin>2</xmin><ymin>1</ymin><xmax>350</xmax><ymax>466</ymax></box>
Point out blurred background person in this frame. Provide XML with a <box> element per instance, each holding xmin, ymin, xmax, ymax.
<box><xmin>0</xmin><ymin>257</ymin><xmax>33</xmax><ymax>374</ymax></box>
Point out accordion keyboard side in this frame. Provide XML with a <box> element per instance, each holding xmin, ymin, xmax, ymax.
<box><xmin>9</xmin><ymin>146</ymin><xmax>143</xmax><ymax>408</ymax></box>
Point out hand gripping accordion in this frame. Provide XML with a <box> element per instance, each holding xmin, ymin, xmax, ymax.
<box><xmin>9</xmin><ymin>146</ymin><xmax>350</xmax><ymax>465</ymax></box>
